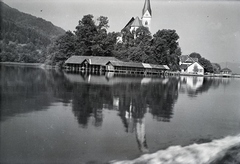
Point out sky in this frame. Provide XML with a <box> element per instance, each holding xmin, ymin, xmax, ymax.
<box><xmin>3</xmin><ymin>0</ymin><xmax>240</xmax><ymax>64</ymax></box>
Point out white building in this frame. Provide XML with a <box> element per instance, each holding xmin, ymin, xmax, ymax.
<box><xmin>179</xmin><ymin>55</ymin><xmax>204</xmax><ymax>75</ymax></box>
<box><xmin>180</xmin><ymin>62</ymin><xmax>204</xmax><ymax>75</ymax></box>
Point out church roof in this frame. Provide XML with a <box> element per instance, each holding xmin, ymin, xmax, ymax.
<box><xmin>131</xmin><ymin>17</ymin><xmax>143</xmax><ymax>27</ymax></box>
<box><xmin>124</xmin><ymin>17</ymin><xmax>135</xmax><ymax>29</ymax></box>
<box><xmin>142</xmin><ymin>0</ymin><xmax>152</xmax><ymax>16</ymax></box>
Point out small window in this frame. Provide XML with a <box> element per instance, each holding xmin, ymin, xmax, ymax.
<box><xmin>145</xmin><ymin>21</ymin><xmax>148</xmax><ymax>25</ymax></box>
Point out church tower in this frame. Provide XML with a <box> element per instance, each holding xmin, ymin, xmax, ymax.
<box><xmin>142</xmin><ymin>0</ymin><xmax>152</xmax><ymax>31</ymax></box>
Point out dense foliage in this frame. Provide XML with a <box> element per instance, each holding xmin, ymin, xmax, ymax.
<box><xmin>47</xmin><ymin>14</ymin><xmax>182</xmax><ymax>69</ymax></box>
<box><xmin>46</xmin><ymin>15</ymin><xmax>119</xmax><ymax>66</ymax></box>
<box><xmin>0</xmin><ymin>2</ymin><xmax>65</xmax><ymax>63</ymax></box>
<box><xmin>212</xmin><ymin>63</ymin><xmax>221</xmax><ymax>74</ymax></box>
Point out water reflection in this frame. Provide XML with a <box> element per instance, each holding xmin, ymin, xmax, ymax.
<box><xmin>1</xmin><ymin>66</ymin><xmax>231</xmax><ymax>122</ymax></box>
<box><xmin>0</xmin><ymin>66</ymin><xmax>232</xmax><ymax>155</ymax></box>
<box><xmin>71</xmin><ymin>84</ymin><xmax>109</xmax><ymax>128</ymax></box>
<box><xmin>178</xmin><ymin>76</ymin><xmax>231</xmax><ymax>97</ymax></box>
<box><xmin>1</xmin><ymin>66</ymin><xmax>50</xmax><ymax>121</ymax></box>
<box><xmin>1</xmin><ymin>66</ymin><xmax>231</xmax><ymax>125</ymax></box>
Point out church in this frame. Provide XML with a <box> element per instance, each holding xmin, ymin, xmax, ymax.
<box><xmin>124</xmin><ymin>0</ymin><xmax>152</xmax><ymax>32</ymax></box>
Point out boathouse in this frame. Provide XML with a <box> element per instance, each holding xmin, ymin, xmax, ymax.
<box><xmin>106</xmin><ymin>61</ymin><xmax>169</xmax><ymax>75</ymax></box>
<box><xmin>64</xmin><ymin>56</ymin><xmax>119</xmax><ymax>72</ymax></box>
<box><xmin>106</xmin><ymin>61</ymin><xmax>145</xmax><ymax>74</ymax></box>
<box><xmin>65</xmin><ymin>56</ymin><xmax>170</xmax><ymax>75</ymax></box>
<box><xmin>149</xmin><ymin>64</ymin><xmax>169</xmax><ymax>74</ymax></box>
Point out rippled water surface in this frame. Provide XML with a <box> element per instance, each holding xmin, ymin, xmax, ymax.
<box><xmin>1</xmin><ymin>65</ymin><xmax>240</xmax><ymax>164</ymax></box>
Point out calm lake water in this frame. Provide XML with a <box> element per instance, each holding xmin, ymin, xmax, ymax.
<box><xmin>1</xmin><ymin>65</ymin><xmax>240</xmax><ymax>164</ymax></box>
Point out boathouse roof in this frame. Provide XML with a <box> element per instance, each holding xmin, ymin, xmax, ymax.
<box><xmin>142</xmin><ymin>63</ymin><xmax>152</xmax><ymax>69</ymax></box>
<box><xmin>108</xmin><ymin>61</ymin><xmax>169</xmax><ymax>70</ymax></box>
<box><xmin>107</xmin><ymin>61</ymin><xmax>144</xmax><ymax>68</ymax></box>
<box><xmin>65</xmin><ymin>56</ymin><xmax>87</xmax><ymax>64</ymax></box>
<box><xmin>150</xmin><ymin>64</ymin><xmax>169</xmax><ymax>70</ymax></box>
<box><xmin>85</xmin><ymin>57</ymin><xmax>119</xmax><ymax>66</ymax></box>
<box><xmin>65</xmin><ymin>56</ymin><xmax>119</xmax><ymax>65</ymax></box>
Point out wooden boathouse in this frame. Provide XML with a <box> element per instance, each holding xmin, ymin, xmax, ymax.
<box><xmin>64</xmin><ymin>56</ymin><xmax>120</xmax><ymax>72</ymax></box>
<box><xmin>106</xmin><ymin>61</ymin><xmax>145</xmax><ymax>74</ymax></box>
<box><xmin>64</xmin><ymin>56</ymin><xmax>170</xmax><ymax>75</ymax></box>
<box><xmin>106</xmin><ymin>61</ymin><xmax>169</xmax><ymax>75</ymax></box>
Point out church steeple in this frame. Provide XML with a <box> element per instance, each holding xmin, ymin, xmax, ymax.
<box><xmin>142</xmin><ymin>0</ymin><xmax>152</xmax><ymax>31</ymax></box>
<box><xmin>142</xmin><ymin>0</ymin><xmax>152</xmax><ymax>16</ymax></box>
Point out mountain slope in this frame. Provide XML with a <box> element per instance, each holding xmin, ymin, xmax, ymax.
<box><xmin>0</xmin><ymin>2</ymin><xmax>65</xmax><ymax>63</ymax></box>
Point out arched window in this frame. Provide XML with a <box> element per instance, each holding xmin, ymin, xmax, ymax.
<box><xmin>145</xmin><ymin>21</ymin><xmax>148</xmax><ymax>25</ymax></box>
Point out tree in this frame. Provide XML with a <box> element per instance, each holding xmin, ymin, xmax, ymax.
<box><xmin>151</xmin><ymin>29</ymin><xmax>181</xmax><ymax>70</ymax></box>
<box><xmin>134</xmin><ymin>26</ymin><xmax>152</xmax><ymax>46</ymax></box>
<box><xmin>212</xmin><ymin>63</ymin><xmax>221</xmax><ymax>74</ymax></box>
<box><xmin>114</xmin><ymin>26</ymin><xmax>152</xmax><ymax>62</ymax></box>
<box><xmin>189</xmin><ymin>52</ymin><xmax>202</xmax><ymax>59</ymax></box>
<box><xmin>46</xmin><ymin>14</ymin><xmax>120</xmax><ymax>66</ymax></box>
<box><xmin>45</xmin><ymin>31</ymin><xmax>76</xmax><ymax>66</ymax></box>
<box><xmin>74</xmin><ymin>14</ymin><xmax>116</xmax><ymax>56</ymax></box>
<box><xmin>199</xmin><ymin>57</ymin><xmax>213</xmax><ymax>73</ymax></box>
<box><xmin>126</xmin><ymin>46</ymin><xmax>149</xmax><ymax>62</ymax></box>
<box><xmin>75</xmin><ymin>14</ymin><xmax>97</xmax><ymax>55</ymax></box>
<box><xmin>120</xmin><ymin>27</ymin><xmax>135</xmax><ymax>49</ymax></box>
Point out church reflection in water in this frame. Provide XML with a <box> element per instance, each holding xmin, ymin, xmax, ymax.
<box><xmin>66</xmin><ymin>73</ymin><xmax>180</xmax><ymax>152</ymax></box>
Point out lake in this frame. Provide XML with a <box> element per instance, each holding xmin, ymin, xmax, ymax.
<box><xmin>1</xmin><ymin>65</ymin><xmax>240</xmax><ymax>164</ymax></box>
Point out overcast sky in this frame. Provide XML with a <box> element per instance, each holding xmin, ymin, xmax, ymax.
<box><xmin>3</xmin><ymin>0</ymin><xmax>240</xmax><ymax>63</ymax></box>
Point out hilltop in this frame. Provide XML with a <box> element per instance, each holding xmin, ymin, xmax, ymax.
<box><xmin>0</xmin><ymin>2</ymin><xmax>65</xmax><ymax>63</ymax></box>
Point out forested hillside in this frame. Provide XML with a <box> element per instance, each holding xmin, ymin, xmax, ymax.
<box><xmin>0</xmin><ymin>2</ymin><xmax>65</xmax><ymax>63</ymax></box>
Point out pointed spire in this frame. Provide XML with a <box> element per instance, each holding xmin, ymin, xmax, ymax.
<box><xmin>142</xmin><ymin>0</ymin><xmax>152</xmax><ymax>16</ymax></box>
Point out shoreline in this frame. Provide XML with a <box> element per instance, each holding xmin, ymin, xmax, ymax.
<box><xmin>179</xmin><ymin>73</ymin><xmax>240</xmax><ymax>78</ymax></box>
<box><xmin>1</xmin><ymin>62</ymin><xmax>239</xmax><ymax>78</ymax></box>
<box><xmin>0</xmin><ymin>62</ymin><xmax>60</xmax><ymax>69</ymax></box>
<box><xmin>0</xmin><ymin>62</ymin><xmax>45</xmax><ymax>68</ymax></box>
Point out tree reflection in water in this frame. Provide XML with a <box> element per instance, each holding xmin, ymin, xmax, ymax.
<box><xmin>67</xmin><ymin>74</ymin><xmax>180</xmax><ymax>152</ymax></box>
